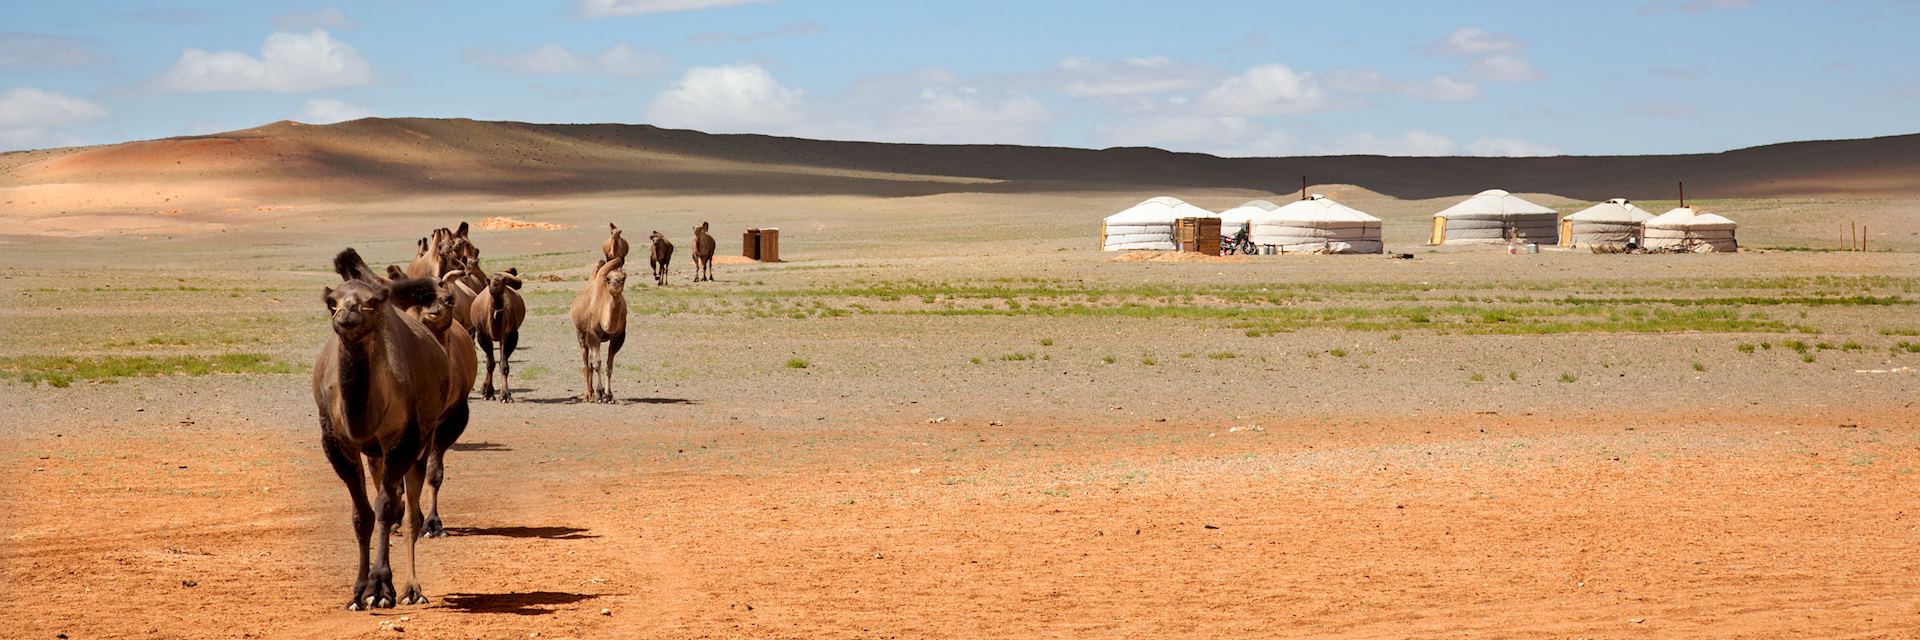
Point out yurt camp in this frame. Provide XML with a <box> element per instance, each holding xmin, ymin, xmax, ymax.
<box><xmin>1643</xmin><ymin>206</ymin><xmax>1738</xmax><ymax>252</ymax></box>
<box><xmin>1217</xmin><ymin>200</ymin><xmax>1278</xmax><ymax>240</ymax></box>
<box><xmin>1430</xmin><ymin>189</ymin><xmax>1559</xmax><ymax>246</ymax></box>
<box><xmin>1102</xmin><ymin>196</ymin><xmax>1213</xmax><ymax>251</ymax></box>
<box><xmin>1560</xmin><ymin>198</ymin><xmax>1655</xmax><ymax>248</ymax></box>
<box><xmin>1249</xmin><ymin>194</ymin><xmax>1384</xmax><ymax>254</ymax></box>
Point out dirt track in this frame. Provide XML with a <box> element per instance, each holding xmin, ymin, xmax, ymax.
<box><xmin>7</xmin><ymin>380</ymin><xmax>1918</xmax><ymax>639</ymax></box>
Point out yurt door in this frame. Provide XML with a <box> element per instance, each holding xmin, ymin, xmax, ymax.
<box><xmin>1429</xmin><ymin>217</ymin><xmax>1446</xmax><ymax>245</ymax></box>
<box><xmin>1558</xmin><ymin>219</ymin><xmax>1573</xmax><ymax>247</ymax></box>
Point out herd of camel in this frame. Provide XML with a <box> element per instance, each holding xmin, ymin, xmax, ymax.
<box><xmin>310</xmin><ymin>220</ymin><xmax>716</xmax><ymax>610</ymax></box>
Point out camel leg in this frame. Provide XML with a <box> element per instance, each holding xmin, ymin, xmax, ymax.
<box><xmin>603</xmin><ymin>333</ymin><xmax>624</xmax><ymax>403</ymax></box>
<box><xmin>579</xmin><ymin>339</ymin><xmax>596</xmax><ymax>403</ymax></box>
<box><xmin>477</xmin><ymin>335</ymin><xmax>497</xmax><ymax>401</ymax></box>
<box><xmin>321</xmin><ymin>430</ymin><xmax>375</xmax><ymax>611</ymax></box>
<box><xmin>366</xmin><ymin>454</ymin><xmax>402</xmax><ymax>609</ymax></box>
<box><xmin>499</xmin><ymin>331</ymin><xmax>518</xmax><ymax>403</ymax></box>
<box><xmin>590</xmin><ymin>341</ymin><xmax>607</xmax><ymax>403</ymax></box>
<box><xmin>399</xmin><ymin>462</ymin><xmax>429</xmax><ymax>605</ymax></box>
<box><xmin>423</xmin><ymin>401</ymin><xmax>468</xmax><ymax>538</ymax></box>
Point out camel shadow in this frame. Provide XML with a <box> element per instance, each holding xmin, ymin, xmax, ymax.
<box><xmin>517</xmin><ymin>396</ymin><xmax>586</xmax><ymax>405</ymax></box>
<box><xmin>439</xmin><ymin>591</ymin><xmax>600</xmax><ymax>616</ymax></box>
<box><xmin>628</xmin><ymin>397</ymin><xmax>697</xmax><ymax>405</ymax></box>
<box><xmin>444</xmin><ymin>526</ymin><xmax>598</xmax><ymax>540</ymax></box>
<box><xmin>450</xmin><ymin>441</ymin><xmax>511</xmax><ymax>452</ymax></box>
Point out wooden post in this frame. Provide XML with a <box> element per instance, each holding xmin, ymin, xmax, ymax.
<box><xmin>1862</xmin><ymin>225</ymin><xmax>1867</xmax><ymax>252</ymax></box>
<box><xmin>1851</xmin><ymin>221</ymin><xmax>1858</xmax><ymax>252</ymax></box>
<box><xmin>1300</xmin><ymin>175</ymin><xmax>1307</xmax><ymax>201</ymax></box>
<box><xmin>1678</xmin><ymin>181</ymin><xmax>1685</xmax><ymax>208</ymax></box>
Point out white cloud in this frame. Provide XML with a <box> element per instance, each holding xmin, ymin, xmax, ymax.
<box><xmin>574</xmin><ymin>0</ymin><xmax>772</xmax><ymax>19</ymax></box>
<box><xmin>646</xmin><ymin>63</ymin><xmax>805</xmax><ymax>133</ymax></box>
<box><xmin>298</xmin><ymin>98</ymin><xmax>375</xmax><ymax>124</ymax></box>
<box><xmin>468</xmin><ymin>42</ymin><xmax>668</xmax><ymax>77</ymax></box>
<box><xmin>1329</xmin><ymin>130</ymin><xmax>1458</xmax><ymax>156</ymax></box>
<box><xmin>149</xmin><ymin>30</ymin><xmax>373</xmax><ymax>93</ymax></box>
<box><xmin>1054</xmin><ymin>56</ymin><xmax>1211</xmax><ymax>98</ymax></box>
<box><xmin>0</xmin><ymin>87</ymin><xmax>108</xmax><ymax>128</ymax></box>
<box><xmin>1399</xmin><ymin>75</ymin><xmax>1479</xmax><ymax>101</ymax></box>
<box><xmin>1465</xmin><ymin>137</ymin><xmax>1560</xmax><ymax>157</ymax></box>
<box><xmin>0</xmin><ymin>88</ymin><xmax>107</xmax><ymax>151</ymax></box>
<box><xmin>1428</xmin><ymin>27</ymin><xmax>1525</xmax><ymax>56</ymax></box>
<box><xmin>272</xmin><ymin>8</ymin><xmax>357</xmax><ymax>31</ymax></box>
<box><xmin>1194</xmin><ymin>64</ymin><xmax>1329</xmax><ymax>116</ymax></box>
<box><xmin>1470</xmin><ymin>55</ymin><xmax>1543</xmax><ymax>83</ymax></box>
<box><xmin>0</xmin><ymin>34</ymin><xmax>104</xmax><ymax>69</ymax></box>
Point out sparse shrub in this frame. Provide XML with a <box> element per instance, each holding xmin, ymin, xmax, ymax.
<box><xmin>1039</xmin><ymin>338</ymin><xmax>1054</xmax><ymax>346</ymax></box>
<box><xmin>969</xmin><ymin>357</ymin><xmax>981</xmax><ymax>365</ymax></box>
<box><xmin>785</xmin><ymin>358</ymin><xmax>810</xmax><ymax>369</ymax></box>
<box><xmin>1207</xmin><ymin>351</ymin><xmax>1236</xmax><ymax>360</ymax></box>
<box><xmin>1507</xmin><ymin>371</ymin><xmax>1519</xmax><ymax>381</ymax></box>
<box><xmin>1801</xmin><ymin>353</ymin><xmax>1816</xmax><ymax>363</ymax></box>
<box><xmin>998</xmin><ymin>352</ymin><xmax>1035</xmax><ymax>362</ymax></box>
<box><xmin>1329</xmin><ymin>348</ymin><xmax>1348</xmax><ymax>358</ymax></box>
<box><xmin>1841</xmin><ymin>341</ymin><xmax>1863</xmax><ymax>351</ymax></box>
<box><xmin>1894</xmin><ymin>341</ymin><xmax>1920</xmax><ymax>354</ymax></box>
<box><xmin>1816</xmin><ymin>341</ymin><xmax>1835</xmax><ymax>350</ymax></box>
<box><xmin>1102</xmin><ymin>355</ymin><xmax>1117</xmax><ymax>364</ymax></box>
<box><xmin>1692</xmin><ymin>362</ymin><xmax>1707</xmax><ymax>372</ymax></box>
<box><xmin>1784</xmin><ymin>340</ymin><xmax>1809</xmax><ymax>353</ymax></box>
<box><xmin>1558</xmin><ymin>372</ymin><xmax>1578</xmax><ymax>383</ymax></box>
<box><xmin>1470</xmin><ymin>372</ymin><xmax>1485</xmax><ymax>382</ymax></box>
<box><xmin>1760</xmin><ymin>341</ymin><xmax>1773</xmax><ymax>350</ymax></box>
<box><xmin>1390</xmin><ymin>334</ymin><xmax>1403</xmax><ymax>341</ymax></box>
<box><xmin>1880</xmin><ymin>327</ymin><xmax>1920</xmax><ymax>336</ymax></box>
<box><xmin>1140</xmin><ymin>356</ymin><xmax>1158</xmax><ymax>366</ymax></box>
<box><xmin>1736</xmin><ymin>343</ymin><xmax>1756</xmax><ymax>353</ymax></box>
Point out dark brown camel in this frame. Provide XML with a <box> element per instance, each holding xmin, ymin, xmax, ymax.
<box><xmin>691</xmin><ymin>222</ymin><xmax>716</xmax><ymax>281</ymax></box>
<box><xmin>314</xmin><ymin>248</ymin><xmax>450</xmax><ymax>610</ymax></box>
<box><xmin>412</xmin><ymin>271</ymin><xmax>478</xmax><ymax>538</ymax></box>
<box><xmin>469</xmin><ymin>269</ymin><xmax>525</xmax><ymax>402</ymax></box>
<box><xmin>649</xmin><ymin>230</ymin><xmax>674</xmax><ymax>286</ymax></box>
<box><xmin>569</xmin><ymin>257</ymin><xmax>628</xmax><ymax>403</ymax></box>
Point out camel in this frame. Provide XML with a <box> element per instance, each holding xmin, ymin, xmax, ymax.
<box><xmin>602</xmin><ymin>223</ymin><xmax>629</xmax><ymax>263</ymax></box>
<box><xmin>470</xmin><ymin>269</ymin><xmax>525</xmax><ymax>402</ymax></box>
<box><xmin>314</xmin><ymin>248</ymin><xmax>450</xmax><ymax>610</ymax></box>
<box><xmin>411</xmin><ymin>271</ymin><xmax>478</xmax><ymax>538</ymax></box>
<box><xmin>569</xmin><ymin>257</ymin><xmax>628</xmax><ymax>403</ymax></box>
<box><xmin>691</xmin><ymin>222</ymin><xmax>716</xmax><ymax>281</ymax></box>
<box><xmin>649</xmin><ymin>231</ymin><xmax>674</xmax><ymax>286</ymax></box>
<box><xmin>406</xmin><ymin>229</ymin><xmax>451</xmax><ymax>278</ymax></box>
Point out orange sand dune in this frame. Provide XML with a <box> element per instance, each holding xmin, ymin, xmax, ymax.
<box><xmin>3</xmin><ymin>118</ymin><xmax>1918</xmax><ymax>208</ymax></box>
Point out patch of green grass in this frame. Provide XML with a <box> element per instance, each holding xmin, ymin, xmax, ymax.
<box><xmin>1692</xmin><ymin>362</ymin><xmax>1707</xmax><ymax>372</ymax></box>
<box><xmin>1328</xmin><ymin>348</ymin><xmax>1348</xmax><ymax>358</ymax></box>
<box><xmin>1507</xmin><ymin>371</ymin><xmax>1519</xmax><ymax>381</ymax></box>
<box><xmin>969</xmin><ymin>357</ymin><xmax>982</xmax><ymax>365</ymax></box>
<box><xmin>1783</xmin><ymin>339</ymin><xmax>1810</xmax><ymax>353</ymax></box>
<box><xmin>999</xmin><ymin>352</ymin><xmax>1036</xmax><ymax>362</ymax></box>
<box><xmin>1206</xmin><ymin>351</ymin><xmax>1236</xmax><ymax>360</ymax></box>
<box><xmin>1736</xmin><ymin>343</ymin><xmax>1756</xmax><ymax>353</ymax></box>
<box><xmin>0</xmin><ymin>353</ymin><xmax>292</xmax><ymax>387</ymax></box>
<box><xmin>1558</xmin><ymin>372</ymin><xmax>1578</xmax><ymax>383</ymax></box>
<box><xmin>1801</xmin><ymin>353</ymin><xmax>1816</xmax><ymax>363</ymax></box>
<box><xmin>1880</xmin><ymin>327</ymin><xmax>1920</xmax><ymax>336</ymax></box>
<box><xmin>1140</xmin><ymin>356</ymin><xmax>1158</xmax><ymax>366</ymax></box>
<box><xmin>785</xmin><ymin>358</ymin><xmax>810</xmax><ymax>369</ymax></box>
<box><xmin>1841</xmin><ymin>341</ymin><xmax>1863</xmax><ymax>351</ymax></box>
<box><xmin>1101</xmin><ymin>355</ymin><xmax>1117</xmax><ymax>364</ymax></box>
<box><xmin>1893</xmin><ymin>341</ymin><xmax>1920</xmax><ymax>354</ymax></box>
<box><xmin>1038</xmin><ymin>338</ymin><xmax>1054</xmax><ymax>346</ymax></box>
<box><xmin>1469</xmin><ymin>372</ymin><xmax>1485</xmax><ymax>382</ymax></box>
<box><xmin>1815</xmin><ymin>341</ymin><xmax>1835</xmax><ymax>350</ymax></box>
<box><xmin>1760</xmin><ymin>341</ymin><xmax>1773</xmax><ymax>350</ymax></box>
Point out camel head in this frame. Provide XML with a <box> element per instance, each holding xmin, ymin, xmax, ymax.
<box><xmin>650</xmin><ymin>230</ymin><xmax>665</xmax><ymax>243</ymax></box>
<box><xmin>323</xmin><ymin>281</ymin><xmax>388</xmax><ymax>342</ymax></box>
<box><xmin>447</xmin><ymin>222</ymin><xmax>478</xmax><ymax>265</ymax></box>
<box><xmin>415</xmin><ymin>238</ymin><xmax>429</xmax><ymax>257</ymax></box>
<box><xmin>694</xmin><ymin>221</ymin><xmax>709</xmax><ymax>236</ymax></box>
<box><xmin>486</xmin><ymin>271</ymin><xmax>523</xmax><ymax>298</ymax></box>
<box><xmin>604</xmin><ymin>267</ymin><xmax>628</xmax><ymax>299</ymax></box>
<box><xmin>418</xmin><ymin>271</ymin><xmax>464</xmax><ymax>333</ymax></box>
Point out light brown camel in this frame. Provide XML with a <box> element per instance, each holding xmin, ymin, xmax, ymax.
<box><xmin>602</xmin><ymin>223</ymin><xmax>629</xmax><ymax>263</ymax></box>
<box><xmin>406</xmin><ymin>228</ymin><xmax>452</xmax><ymax>278</ymax></box>
<box><xmin>411</xmin><ymin>271</ymin><xmax>478</xmax><ymax>538</ymax></box>
<box><xmin>648</xmin><ymin>231</ymin><xmax>674</xmax><ymax>286</ymax></box>
<box><xmin>314</xmin><ymin>248</ymin><xmax>450</xmax><ymax>610</ymax></box>
<box><xmin>569</xmin><ymin>257</ymin><xmax>628</xmax><ymax>403</ymax></box>
<box><xmin>691</xmin><ymin>222</ymin><xmax>716</xmax><ymax>282</ymax></box>
<box><xmin>469</xmin><ymin>269</ymin><xmax>525</xmax><ymax>402</ymax></box>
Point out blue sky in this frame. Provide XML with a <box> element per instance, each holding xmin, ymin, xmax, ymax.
<box><xmin>3</xmin><ymin>0</ymin><xmax>1917</xmax><ymax>156</ymax></box>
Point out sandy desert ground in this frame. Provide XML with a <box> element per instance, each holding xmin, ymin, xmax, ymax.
<box><xmin>4</xmin><ymin>123</ymin><xmax>1920</xmax><ymax>638</ymax></box>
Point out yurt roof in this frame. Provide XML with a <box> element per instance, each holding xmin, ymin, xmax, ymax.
<box><xmin>1169</xmin><ymin>200</ymin><xmax>1216</xmax><ymax>219</ymax></box>
<box><xmin>1433</xmin><ymin>189</ymin><xmax>1556</xmax><ymax>219</ymax></box>
<box><xmin>1218</xmin><ymin>199</ymin><xmax>1280</xmax><ymax>225</ymax></box>
<box><xmin>1646</xmin><ymin>205</ymin><xmax>1737</xmax><ymax>230</ymax></box>
<box><xmin>1258</xmin><ymin>194</ymin><xmax>1381</xmax><ymax>223</ymax></box>
<box><xmin>1105</xmin><ymin>197</ymin><xmax>1185</xmax><ymax>224</ymax></box>
<box><xmin>1565</xmin><ymin>198</ymin><xmax>1656</xmax><ymax>224</ymax></box>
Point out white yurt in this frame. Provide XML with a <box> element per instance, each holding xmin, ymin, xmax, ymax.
<box><xmin>1249</xmin><ymin>194</ymin><xmax>1384</xmax><ymax>254</ymax></box>
<box><xmin>1430</xmin><ymin>189</ymin><xmax>1559</xmax><ymax>245</ymax></box>
<box><xmin>1217</xmin><ymin>200</ymin><xmax>1277</xmax><ymax>239</ymax></box>
<box><xmin>1102</xmin><ymin>196</ymin><xmax>1207</xmax><ymax>251</ymax></box>
<box><xmin>1560</xmin><ymin>198</ymin><xmax>1655</xmax><ymax>248</ymax></box>
<box><xmin>1643</xmin><ymin>206</ymin><xmax>1738</xmax><ymax>252</ymax></box>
